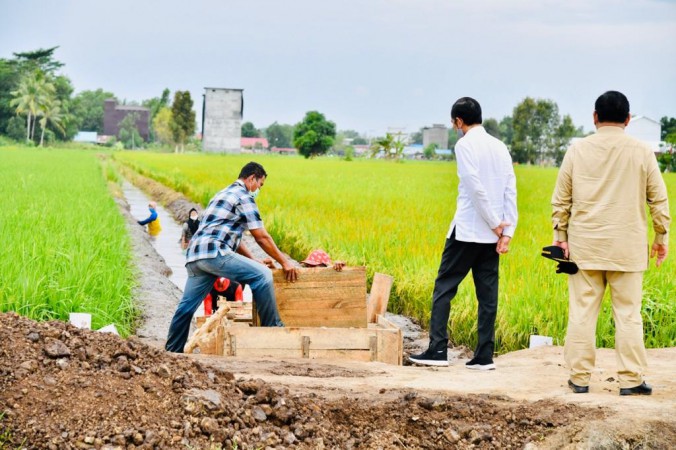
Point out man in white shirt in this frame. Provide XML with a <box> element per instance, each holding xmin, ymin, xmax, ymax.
<box><xmin>410</xmin><ymin>97</ymin><xmax>518</xmax><ymax>369</ymax></box>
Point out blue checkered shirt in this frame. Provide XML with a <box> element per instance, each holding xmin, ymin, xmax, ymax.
<box><xmin>185</xmin><ymin>180</ymin><xmax>263</xmax><ymax>264</ymax></box>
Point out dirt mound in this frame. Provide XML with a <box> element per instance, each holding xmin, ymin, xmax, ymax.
<box><xmin>1</xmin><ymin>312</ymin><xmax>609</xmax><ymax>449</ymax></box>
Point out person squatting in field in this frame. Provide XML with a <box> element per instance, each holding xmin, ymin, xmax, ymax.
<box><xmin>180</xmin><ymin>208</ymin><xmax>200</xmax><ymax>250</ymax></box>
<box><xmin>551</xmin><ymin>90</ymin><xmax>670</xmax><ymax>396</ymax></box>
<box><xmin>137</xmin><ymin>201</ymin><xmax>162</xmax><ymax>238</ymax></box>
<box><xmin>165</xmin><ymin>161</ymin><xmax>298</xmax><ymax>353</ymax></box>
<box><xmin>409</xmin><ymin>96</ymin><xmax>518</xmax><ymax>370</ymax></box>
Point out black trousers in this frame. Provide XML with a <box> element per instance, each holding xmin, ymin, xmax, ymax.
<box><xmin>429</xmin><ymin>229</ymin><xmax>499</xmax><ymax>361</ymax></box>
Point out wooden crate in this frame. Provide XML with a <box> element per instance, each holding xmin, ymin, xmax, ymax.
<box><xmin>269</xmin><ymin>266</ymin><xmax>368</xmax><ymax>328</ymax></box>
<box><xmin>194</xmin><ymin>315</ymin><xmax>402</xmax><ymax>365</ymax></box>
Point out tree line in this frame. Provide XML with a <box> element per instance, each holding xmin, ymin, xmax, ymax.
<box><xmin>0</xmin><ymin>47</ymin><xmax>196</xmax><ymax>151</ymax></box>
<box><xmin>2</xmin><ymin>47</ymin><xmax>674</xmax><ymax>165</ymax></box>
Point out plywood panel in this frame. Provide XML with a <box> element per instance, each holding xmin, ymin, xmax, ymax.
<box><xmin>226</xmin><ymin>326</ymin><xmax>377</xmax><ymax>350</ymax></box>
<box><xmin>220</xmin><ymin>323</ymin><xmax>402</xmax><ymax>364</ymax></box>
<box><xmin>272</xmin><ymin>267</ymin><xmax>367</xmax><ymax>328</ymax></box>
<box><xmin>367</xmin><ymin>273</ymin><xmax>394</xmax><ymax>323</ymax></box>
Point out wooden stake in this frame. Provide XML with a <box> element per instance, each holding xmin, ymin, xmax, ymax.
<box><xmin>369</xmin><ymin>335</ymin><xmax>377</xmax><ymax>361</ymax></box>
<box><xmin>302</xmin><ymin>336</ymin><xmax>311</xmax><ymax>358</ymax></box>
<box><xmin>367</xmin><ymin>273</ymin><xmax>394</xmax><ymax>323</ymax></box>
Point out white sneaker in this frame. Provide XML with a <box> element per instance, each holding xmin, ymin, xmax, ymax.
<box><xmin>465</xmin><ymin>358</ymin><xmax>496</xmax><ymax>371</ymax></box>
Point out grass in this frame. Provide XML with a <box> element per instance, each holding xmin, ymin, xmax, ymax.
<box><xmin>113</xmin><ymin>151</ymin><xmax>676</xmax><ymax>352</ymax></box>
<box><xmin>0</xmin><ymin>147</ymin><xmax>137</xmax><ymax>335</ymax></box>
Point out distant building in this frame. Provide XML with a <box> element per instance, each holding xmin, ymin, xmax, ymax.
<box><xmin>403</xmin><ymin>144</ymin><xmax>453</xmax><ymax>160</ymax></box>
<box><xmin>403</xmin><ymin>145</ymin><xmax>424</xmax><ymax>159</ymax></box>
<box><xmin>241</xmin><ymin>137</ymin><xmax>269</xmax><ymax>149</ymax></box>
<box><xmin>202</xmin><ymin>88</ymin><xmax>243</xmax><ymax>153</ymax></box>
<box><xmin>103</xmin><ymin>99</ymin><xmax>150</xmax><ymax>141</ymax></box>
<box><xmin>435</xmin><ymin>149</ymin><xmax>453</xmax><ymax>157</ymax></box>
<box><xmin>353</xmin><ymin>145</ymin><xmax>371</xmax><ymax>156</ymax></box>
<box><xmin>422</xmin><ymin>124</ymin><xmax>448</xmax><ymax>150</ymax></box>
<box><xmin>271</xmin><ymin>147</ymin><xmax>297</xmax><ymax>155</ymax></box>
<box><xmin>625</xmin><ymin>116</ymin><xmax>662</xmax><ymax>152</ymax></box>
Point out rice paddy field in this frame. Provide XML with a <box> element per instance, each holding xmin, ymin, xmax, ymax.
<box><xmin>0</xmin><ymin>147</ymin><xmax>137</xmax><ymax>335</ymax></box>
<box><xmin>114</xmin><ymin>151</ymin><xmax>676</xmax><ymax>352</ymax></box>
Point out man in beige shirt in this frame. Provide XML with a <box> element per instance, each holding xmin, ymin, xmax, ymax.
<box><xmin>551</xmin><ymin>91</ymin><xmax>670</xmax><ymax>396</ymax></box>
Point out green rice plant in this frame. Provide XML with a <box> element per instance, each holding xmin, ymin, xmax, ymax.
<box><xmin>113</xmin><ymin>151</ymin><xmax>676</xmax><ymax>351</ymax></box>
<box><xmin>0</xmin><ymin>147</ymin><xmax>137</xmax><ymax>335</ymax></box>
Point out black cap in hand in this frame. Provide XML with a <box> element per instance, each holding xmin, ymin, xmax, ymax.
<box><xmin>542</xmin><ymin>245</ymin><xmax>579</xmax><ymax>275</ymax></box>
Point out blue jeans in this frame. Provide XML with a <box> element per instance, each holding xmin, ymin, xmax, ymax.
<box><xmin>165</xmin><ymin>249</ymin><xmax>283</xmax><ymax>353</ymax></box>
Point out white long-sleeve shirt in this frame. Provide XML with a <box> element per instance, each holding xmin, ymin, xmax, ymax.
<box><xmin>448</xmin><ymin>126</ymin><xmax>518</xmax><ymax>243</ymax></box>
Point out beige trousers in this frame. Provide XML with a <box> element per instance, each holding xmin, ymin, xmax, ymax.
<box><xmin>565</xmin><ymin>270</ymin><xmax>647</xmax><ymax>388</ymax></box>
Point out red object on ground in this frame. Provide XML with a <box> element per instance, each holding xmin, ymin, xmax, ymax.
<box><xmin>302</xmin><ymin>249</ymin><xmax>332</xmax><ymax>266</ymax></box>
<box><xmin>204</xmin><ymin>293</ymin><xmax>213</xmax><ymax>315</ymax></box>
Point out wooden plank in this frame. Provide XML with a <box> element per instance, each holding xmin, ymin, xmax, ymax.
<box><xmin>214</xmin><ymin>325</ymin><xmax>224</xmax><ymax>356</ymax></box>
<box><xmin>376</xmin><ymin>315</ymin><xmax>403</xmax><ymax>365</ymax></box>
<box><xmin>252</xmin><ymin>301</ymin><xmax>259</xmax><ymax>327</ymax></box>
<box><xmin>229</xmin><ymin>334</ymin><xmax>237</xmax><ymax>356</ymax></box>
<box><xmin>272</xmin><ymin>267</ymin><xmax>367</xmax><ymax>328</ymax></box>
<box><xmin>369</xmin><ymin>336</ymin><xmax>377</xmax><ymax>362</ymax></box>
<box><xmin>229</xmin><ymin>348</ymin><xmax>374</xmax><ymax>361</ymax></box>
<box><xmin>196</xmin><ymin>303</ymin><xmax>252</xmax><ymax>329</ymax></box>
<box><xmin>367</xmin><ymin>273</ymin><xmax>394</xmax><ymax>323</ymax></box>
<box><xmin>225</xmin><ymin>327</ymin><xmax>379</xmax><ymax>350</ymax></box>
<box><xmin>376</xmin><ymin>314</ymin><xmax>399</xmax><ymax>330</ymax></box>
<box><xmin>302</xmin><ymin>336</ymin><xmax>310</xmax><ymax>358</ymax></box>
<box><xmin>211</xmin><ymin>317</ymin><xmax>404</xmax><ymax>365</ymax></box>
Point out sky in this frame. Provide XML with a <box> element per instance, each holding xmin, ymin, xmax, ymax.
<box><xmin>1</xmin><ymin>0</ymin><xmax>675</xmax><ymax>136</ymax></box>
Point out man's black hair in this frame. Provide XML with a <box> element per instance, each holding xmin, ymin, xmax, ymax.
<box><xmin>595</xmin><ymin>91</ymin><xmax>630</xmax><ymax>123</ymax></box>
<box><xmin>451</xmin><ymin>97</ymin><xmax>482</xmax><ymax>125</ymax></box>
<box><xmin>239</xmin><ymin>161</ymin><xmax>267</xmax><ymax>179</ymax></box>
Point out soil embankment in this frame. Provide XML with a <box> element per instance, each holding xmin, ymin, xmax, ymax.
<box><xmin>2</xmin><ymin>313</ymin><xmax>674</xmax><ymax>449</ymax></box>
<box><xmin>0</xmin><ymin>312</ymin><xmax>614</xmax><ymax>449</ymax></box>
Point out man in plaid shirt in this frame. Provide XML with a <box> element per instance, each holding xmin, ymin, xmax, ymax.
<box><xmin>165</xmin><ymin>162</ymin><xmax>298</xmax><ymax>353</ymax></box>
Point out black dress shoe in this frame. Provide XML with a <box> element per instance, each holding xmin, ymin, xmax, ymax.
<box><xmin>568</xmin><ymin>379</ymin><xmax>589</xmax><ymax>393</ymax></box>
<box><xmin>619</xmin><ymin>382</ymin><xmax>652</xmax><ymax>396</ymax></box>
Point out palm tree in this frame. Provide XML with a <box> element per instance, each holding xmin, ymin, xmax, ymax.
<box><xmin>370</xmin><ymin>133</ymin><xmax>405</xmax><ymax>160</ymax></box>
<box><xmin>10</xmin><ymin>72</ymin><xmax>55</xmax><ymax>142</ymax></box>
<box><xmin>10</xmin><ymin>77</ymin><xmax>38</xmax><ymax>142</ymax></box>
<box><xmin>38</xmin><ymin>98</ymin><xmax>65</xmax><ymax>147</ymax></box>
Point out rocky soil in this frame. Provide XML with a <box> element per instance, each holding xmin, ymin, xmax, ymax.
<box><xmin>1</xmin><ymin>312</ymin><xmax>604</xmax><ymax>449</ymax></box>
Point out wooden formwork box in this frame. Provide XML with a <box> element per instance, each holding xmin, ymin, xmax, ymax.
<box><xmin>190</xmin><ymin>267</ymin><xmax>402</xmax><ymax>365</ymax></box>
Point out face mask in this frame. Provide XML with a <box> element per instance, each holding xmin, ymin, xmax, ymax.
<box><xmin>190</xmin><ymin>215</ymin><xmax>198</xmax><ymax>221</ymax></box>
<box><xmin>456</xmin><ymin>128</ymin><xmax>464</xmax><ymax>138</ymax></box>
<box><xmin>249</xmin><ymin>189</ymin><xmax>260</xmax><ymax>199</ymax></box>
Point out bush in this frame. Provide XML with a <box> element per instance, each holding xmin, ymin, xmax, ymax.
<box><xmin>5</xmin><ymin>116</ymin><xmax>26</xmax><ymax>142</ymax></box>
<box><xmin>0</xmin><ymin>135</ymin><xmax>19</xmax><ymax>147</ymax></box>
<box><xmin>657</xmin><ymin>151</ymin><xmax>675</xmax><ymax>173</ymax></box>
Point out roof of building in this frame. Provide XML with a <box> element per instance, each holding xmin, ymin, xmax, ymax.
<box><xmin>241</xmin><ymin>137</ymin><xmax>269</xmax><ymax>148</ymax></box>
<box><xmin>629</xmin><ymin>116</ymin><xmax>660</xmax><ymax>125</ymax></box>
<box><xmin>104</xmin><ymin>98</ymin><xmax>150</xmax><ymax>112</ymax></box>
<box><xmin>115</xmin><ymin>105</ymin><xmax>150</xmax><ymax>112</ymax></box>
<box><xmin>204</xmin><ymin>87</ymin><xmax>244</xmax><ymax>91</ymax></box>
